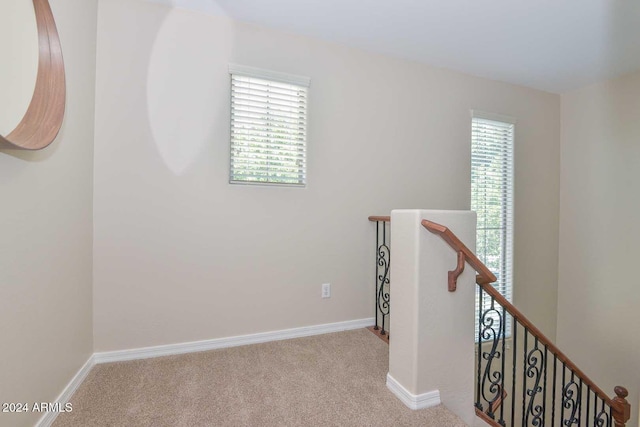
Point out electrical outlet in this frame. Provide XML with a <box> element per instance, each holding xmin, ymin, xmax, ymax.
<box><xmin>321</xmin><ymin>283</ymin><xmax>331</xmax><ymax>298</ymax></box>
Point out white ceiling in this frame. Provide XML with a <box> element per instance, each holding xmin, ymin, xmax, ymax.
<box><xmin>160</xmin><ymin>0</ymin><xmax>640</xmax><ymax>93</ymax></box>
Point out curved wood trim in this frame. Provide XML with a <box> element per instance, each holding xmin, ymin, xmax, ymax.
<box><xmin>475</xmin><ymin>407</ymin><xmax>501</xmax><ymax>426</ymax></box>
<box><xmin>0</xmin><ymin>0</ymin><xmax>65</xmax><ymax>150</ymax></box>
<box><xmin>421</xmin><ymin>219</ymin><xmax>497</xmax><ymax>284</ymax></box>
<box><xmin>447</xmin><ymin>250</ymin><xmax>465</xmax><ymax>292</ymax></box>
<box><xmin>368</xmin><ymin>216</ymin><xmax>390</xmax><ymax>222</ymax></box>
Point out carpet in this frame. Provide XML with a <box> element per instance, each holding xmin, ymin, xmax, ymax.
<box><xmin>53</xmin><ymin>328</ymin><xmax>467</xmax><ymax>426</ymax></box>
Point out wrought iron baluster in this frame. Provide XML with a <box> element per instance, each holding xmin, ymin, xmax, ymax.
<box><xmin>480</xmin><ymin>295</ymin><xmax>504</xmax><ymax>419</ymax></box>
<box><xmin>578</xmin><ymin>378</ymin><xmax>583</xmax><ymax>425</ymax></box>
<box><xmin>511</xmin><ymin>321</ymin><xmax>517</xmax><ymax>426</ymax></box>
<box><xmin>585</xmin><ymin>384</ymin><xmax>591</xmax><ymax>424</ymax></box>
<box><xmin>552</xmin><ymin>355</ymin><xmax>557</xmax><ymax>425</ymax></box>
<box><xmin>561</xmin><ymin>364</ymin><xmax>566</xmax><ymax>426</ymax></box>
<box><xmin>525</xmin><ymin>336</ymin><xmax>544</xmax><ymax>426</ymax></box>
<box><xmin>374</xmin><ymin>221</ymin><xmax>390</xmax><ymax>336</ymax></box>
<box><xmin>375</xmin><ymin>222</ymin><xmax>379</xmax><ymax>330</ymax></box>
<box><xmin>476</xmin><ymin>286</ymin><xmax>483</xmax><ymax>411</ymax></box>
<box><xmin>543</xmin><ymin>345</ymin><xmax>548</xmax><ymax>427</ymax></box>
<box><xmin>499</xmin><ymin>303</ymin><xmax>506</xmax><ymax>426</ymax></box>
<box><xmin>562</xmin><ymin>371</ymin><xmax>580</xmax><ymax>425</ymax></box>
<box><xmin>594</xmin><ymin>397</ymin><xmax>610</xmax><ymax>427</ymax></box>
<box><xmin>522</xmin><ymin>328</ymin><xmax>528</xmax><ymax>426</ymax></box>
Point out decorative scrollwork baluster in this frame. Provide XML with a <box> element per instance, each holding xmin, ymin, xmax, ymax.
<box><xmin>376</xmin><ymin>241</ymin><xmax>391</xmax><ymax>335</ymax></box>
<box><xmin>595</xmin><ymin>398</ymin><xmax>611</xmax><ymax>427</ymax></box>
<box><xmin>480</xmin><ymin>297</ymin><xmax>503</xmax><ymax>418</ymax></box>
<box><xmin>524</xmin><ymin>339</ymin><xmax>545</xmax><ymax>426</ymax></box>
<box><xmin>562</xmin><ymin>373</ymin><xmax>581</xmax><ymax>425</ymax></box>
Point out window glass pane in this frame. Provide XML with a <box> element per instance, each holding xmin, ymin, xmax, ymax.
<box><xmin>472</xmin><ymin>116</ymin><xmax>514</xmax><ymax>339</ymax></box>
<box><xmin>230</xmin><ymin>72</ymin><xmax>308</xmax><ymax>186</ymax></box>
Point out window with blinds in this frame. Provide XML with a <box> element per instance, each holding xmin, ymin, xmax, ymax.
<box><xmin>229</xmin><ymin>65</ymin><xmax>309</xmax><ymax>186</ymax></box>
<box><xmin>471</xmin><ymin>112</ymin><xmax>515</xmax><ymax>339</ymax></box>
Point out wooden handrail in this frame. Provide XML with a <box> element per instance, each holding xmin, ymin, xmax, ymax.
<box><xmin>368</xmin><ymin>216</ymin><xmax>390</xmax><ymax>222</ymax></box>
<box><xmin>423</xmin><ymin>218</ymin><xmax>630</xmax><ymax>425</ymax></box>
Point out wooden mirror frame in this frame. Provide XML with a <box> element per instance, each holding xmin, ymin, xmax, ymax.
<box><xmin>0</xmin><ymin>0</ymin><xmax>65</xmax><ymax>150</ymax></box>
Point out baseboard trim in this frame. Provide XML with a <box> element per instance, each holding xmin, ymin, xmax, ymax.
<box><xmin>94</xmin><ymin>317</ymin><xmax>375</xmax><ymax>364</ymax></box>
<box><xmin>386</xmin><ymin>373</ymin><xmax>441</xmax><ymax>410</ymax></box>
<box><xmin>36</xmin><ymin>355</ymin><xmax>95</xmax><ymax>427</ymax></box>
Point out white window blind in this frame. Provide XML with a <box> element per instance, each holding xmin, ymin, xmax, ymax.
<box><xmin>229</xmin><ymin>65</ymin><xmax>309</xmax><ymax>186</ymax></box>
<box><xmin>471</xmin><ymin>112</ymin><xmax>515</xmax><ymax>339</ymax></box>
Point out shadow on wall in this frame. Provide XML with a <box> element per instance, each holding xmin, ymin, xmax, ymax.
<box><xmin>146</xmin><ymin>1</ymin><xmax>233</xmax><ymax>176</ymax></box>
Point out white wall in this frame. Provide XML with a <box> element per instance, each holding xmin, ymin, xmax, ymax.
<box><xmin>558</xmin><ymin>71</ymin><xmax>640</xmax><ymax>427</ymax></box>
<box><xmin>93</xmin><ymin>0</ymin><xmax>561</xmax><ymax>351</ymax></box>
<box><xmin>0</xmin><ymin>1</ymin><xmax>98</xmax><ymax>426</ymax></box>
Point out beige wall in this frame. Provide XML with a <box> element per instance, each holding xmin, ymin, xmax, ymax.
<box><xmin>389</xmin><ymin>210</ymin><xmax>478</xmax><ymax>425</ymax></box>
<box><xmin>558</xmin><ymin>71</ymin><xmax>640</xmax><ymax>427</ymax></box>
<box><xmin>0</xmin><ymin>1</ymin><xmax>38</xmax><ymax>135</ymax></box>
<box><xmin>0</xmin><ymin>1</ymin><xmax>97</xmax><ymax>426</ymax></box>
<box><xmin>93</xmin><ymin>0</ymin><xmax>560</xmax><ymax>351</ymax></box>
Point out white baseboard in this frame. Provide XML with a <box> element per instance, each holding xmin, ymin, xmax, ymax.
<box><xmin>94</xmin><ymin>317</ymin><xmax>375</xmax><ymax>364</ymax></box>
<box><xmin>36</xmin><ymin>355</ymin><xmax>95</xmax><ymax>427</ymax></box>
<box><xmin>386</xmin><ymin>373</ymin><xmax>441</xmax><ymax>410</ymax></box>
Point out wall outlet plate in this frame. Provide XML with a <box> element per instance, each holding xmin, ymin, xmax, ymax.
<box><xmin>321</xmin><ymin>283</ymin><xmax>331</xmax><ymax>298</ymax></box>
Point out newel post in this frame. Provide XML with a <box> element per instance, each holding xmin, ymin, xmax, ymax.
<box><xmin>612</xmin><ymin>386</ymin><xmax>631</xmax><ymax>427</ymax></box>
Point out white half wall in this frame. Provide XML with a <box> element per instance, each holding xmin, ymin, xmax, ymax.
<box><xmin>93</xmin><ymin>0</ymin><xmax>560</xmax><ymax>351</ymax></box>
<box><xmin>388</xmin><ymin>209</ymin><xmax>477</xmax><ymax>425</ymax></box>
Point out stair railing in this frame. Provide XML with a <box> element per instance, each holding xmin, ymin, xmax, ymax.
<box><xmin>422</xmin><ymin>219</ymin><xmax>631</xmax><ymax>427</ymax></box>
<box><xmin>369</xmin><ymin>216</ymin><xmax>391</xmax><ymax>337</ymax></box>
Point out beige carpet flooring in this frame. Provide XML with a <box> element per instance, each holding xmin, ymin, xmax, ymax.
<box><xmin>53</xmin><ymin>329</ymin><xmax>467</xmax><ymax>426</ymax></box>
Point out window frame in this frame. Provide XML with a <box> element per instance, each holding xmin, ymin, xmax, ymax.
<box><xmin>471</xmin><ymin>110</ymin><xmax>515</xmax><ymax>340</ymax></box>
<box><xmin>228</xmin><ymin>64</ymin><xmax>310</xmax><ymax>187</ymax></box>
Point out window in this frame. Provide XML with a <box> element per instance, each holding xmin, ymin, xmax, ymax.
<box><xmin>471</xmin><ymin>111</ymin><xmax>514</xmax><ymax>338</ymax></box>
<box><xmin>229</xmin><ymin>65</ymin><xmax>309</xmax><ymax>186</ymax></box>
